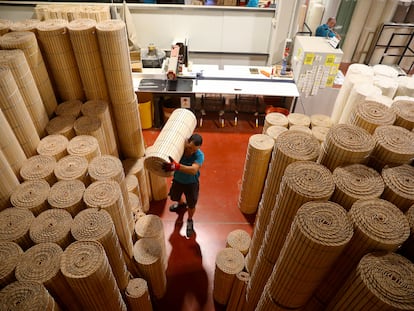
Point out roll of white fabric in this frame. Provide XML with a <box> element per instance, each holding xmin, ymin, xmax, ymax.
<box><xmin>373</xmin><ymin>64</ymin><xmax>400</xmax><ymax>78</ymax></box>
<box><xmin>395</xmin><ymin>75</ymin><xmax>414</xmax><ymax>97</ymax></box>
<box><xmin>306</xmin><ymin>3</ymin><xmax>325</xmax><ymax>35</ymax></box>
<box><xmin>297</xmin><ymin>4</ymin><xmax>308</xmax><ymax>32</ymax></box>
<box><xmin>373</xmin><ymin>75</ymin><xmax>399</xmax><ymax>98</ymax></box>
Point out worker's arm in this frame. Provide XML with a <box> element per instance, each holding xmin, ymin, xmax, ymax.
<box><xmin>162</xmin><ymin>156</ymin><xmax>201</xmax><ymax>175</ymax></box>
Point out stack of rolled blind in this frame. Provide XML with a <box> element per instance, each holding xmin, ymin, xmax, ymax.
<box><xmin>123</xmin><ymin>158</ymin><xmax>150</xmax><ymax>213</ymax></box>
<box><xmin>391</xmin><ymin>96</ymin><xmax>414</xmax><ymax>130</ymax></box>
<box><xmin>96</xmin><ymin>19</ymin><xmax>144</xmax><ymax>158</ymax></box>
<box><xmin>36</xmin><ymin>19</ymin><xmax>84</xmax><ymax>101</ymax></box>
<box><xmin>258</xmin><ymin>201</ymin><xmax>353</xmax><ymax>311</ymax></box>
<box><xmin>289</xmin><ymin>125</ymin><xmax>312</xmax><ymax>135</ymax></box>
<box><xmin>381</xmin><ymin>164</ymin><xmax>414</xmax><ymax>213</ymax></box>
<box><xmin>395</xmin><ymin>76</ymin><xmax>414</xmax><ymax>97</ymax></box>
<box><xmin>213</xmin><ymin>248</ymin><xmax>245</xmax><ymax>306</ymax></box>
<box><xmin>125</xmin><ymin>278</ymin><xmax>153</xmax><ymax>311</ymax></box>
<box><xmin>226</xmin><ymin>229</ymin><xmax>251</xmax><ymax>256</ymax></box>
<box><xmin>0</xmin><ymin>149</ymin><xmax>20</xmax><ymax>209</ymax></box>
<box><xmin>0</xmin><ymin>208</ymin><xmax>34</xmax><ymax>250</ymax></box>
<box><xmin>74</xmin><ymin>116</ymin><xmax>109</xmax><ymax>155</ymax></box>
<box><xmin>37</xmin><ymin>135</ymin><xmax>69</xmax><ymax>161</ymax></box>
<box><xmin>133</xmin><ymin>237</ymin><xmax>167</xmax><ymax>299</ymax></box>
<box><xmin>82</xmin><ymin>99</ymin><xmax>118</xmax><ymax>157</ymax></box>
<box><xmin>227</xmin><ymin>271</ymin><xmax>250</xmax><ymax>311</ymax></box>
<box><xmin>399</xmin><ymin>204</ymin><xmax>414</xmax><ymax>261</ymax></box>
<box><xmin>71</xmin><ymin>208</ymin><xmax>130</xmax><ymax>291</ymax></box>
<box><xmin>29</xmin><ymin>209</ymin><xmax>73</xmax><ymax>249</ymax></box>
<box><xmin>262</xmin><ymin>112</ymin><xmax>288</xmax><ymax>133</ymax></box>
<box><xmin>129</xmin><ymin>193</ymin><xmax>143</xmax><ymax>222</ymax></box>
<box><xmin>331</xmin><ymin>164</ymin><xmax>385</xmax><ymax>211</ymax></box>
<box><xmin>0</xmin><ymin>31</ymin><xmax>57</xmax><ymax>117</ymax></box>
<box><xmin>287</xmin><ymin>113</ymin><xmax>310</xmax><ymax>128</ymax></box>
<box><xmin>0</xmin><ymin>19</ymin><xmax>11</xmax><ymax>35</ymax></box>
<box><xmin>54</xmin><ymin>155</ymin><xmax>90</xmax><ymax>185</ymax></box>
<box><xmin>15</xmin><ymin>242</ymin><xmax>82</xmax><ymax>310</ymax></box>
<box><xmin>238</xmin><ymin>134</ymin><xmax>274</xmax><ymax>214</ymax></box>
<box><xmin>61</xmin><ymin>240</ymin><xmax>127</xmax><ymax>310</ymax></box>
<box><xmin>0</xmin><ymin>242</ymin><xmax>23</xmax><ymax>289</ymax></box>
<box><xmin>348</xmin><ymin>100</ymin><xmax>397</xmax><ymax>134</ymax></box>
<box><xmin>307</xmin><ymin>198</ymin><xmax>410</xmax><ymax>310</ymax></box>
<box><xmin>310</xmin><ymin>114</ymin><xmax>333</xmax><ymax>128</ymax></box>
<box><xmin>369</xmin><ymin>125</ymin><xmax>414</xmax><ymax>171</ymax></box>
<box><xmin>148</xmin><ymin>169</ymin><xmax>168</xmax><ymax>201</ymax></box>
<box><xmin>20</xmin><ymin>155</ymin><xmax>56</xmax><ymax>185</ymax></box>
<box><xmin>67</xmin><ymin>135</ymin><xmax>101</xmax><ymax>162</ymax></box>
<box><xmin>373</xmin><ymin>75</ymin><xmax>398</xmax><ymax>98</ymax></box>
<box><xmin>45</xmin><ymin>116</ymin><xmax>76</xmax><ymax>139</ymax></box>
<box><xmin>10</xmin><ymin>180</ymin><xmax>50</xmax><ymax>217</ymax></box>
<box><xmin>55</xmin><ymin>99</ymin><xmax>82</xmax><ymax>118</ymax></box>
<box><xmin>125</xmin><ymin>174</ymin><xmax>140</xmax><ymax>198</ymax></box>
<box><xmin>48</xmin><ymin>180</ymin><xmax>85</xmax><ymax>217</ymax></box>
<box><xmin>9</xmin><ymin>19</ymin><xmax>40</xmax><ymax>32</ymax></box>
<box><xmin>311</xmin><ymin>126</ymin><xmax>330</xmax><ymax>144</ymax></box>
<box><xmin>264</xmin><ymin>125</ymin><xmax>288</xmax><ymax>141</ymax></box>
<box><xmin>246</xmin><ymin>131</ymin><xmax>320</xmax><ymax>273</ymax></box>
<box><xmin>326</xmin><ymin>252</ymin><xmax>414</xmax><ymax>310</ymax></box>
<box><xmin>0</xmin><ymin>66</ymin><xmax>39</xmax><ymax>157</ymax></box>
<box><xmin>318</xmin><ymin>124</ymin><xmax>375</xmax><ymax>171</ymax></box>
<box><xmin>144</xmin><ymin>108</ymin><xmax>197</xmax><ymax>177</ymax></box>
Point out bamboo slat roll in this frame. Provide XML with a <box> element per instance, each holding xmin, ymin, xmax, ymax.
<box><xmin>0</xmin><ymin>19</ymin><xmax>11</xmax><ymax>35</ymax></box>
<box><xmin>129</xmin><ymin>193</ymin><xmax>143</xmax><ymax>222</ymax></box>
<box><xmin>74</xmin><ymin>115</ymin><xmax>109</xmax><ymax>155</ymax></box>
<box><xmin>48</xmin><ymin>180</ymin><xmax>85</xmax><ymax>217</ymax></box>
<box><xmin>326</xmin><ymin>252</ymin><xmax>414</xmax><ymax>310</ymax></box>
<box><xmin>381</xmin><ymin>164</ymin><xmax>414</xmax><ymax>212</ymax></box>
<box><xmin>256</xmin><ymin>288</ymin><xmax>292</xmax><ymax>311</ymax></box>
<box><xmin>395</xmin><ymin>76</ymin><xmax>414</xmax><ymax>97</ymax></box>
<box><xmin>0</xmin><ymin>150</ymin><xmax>20</xmax><ymax>211</ymax></box>
<box><xmin>213</xmin><ymin>248</ymin><xmax>245</xmax><ymax>305</ymax></box>
<box><xmin>45</xmin><ymin>115</ymin><xmax>76</xmax><ymax>139</ymax></box>
<box><xmin>0</xmin><ymin>208</ymin><xmax>34</xmax><ymax>250</ymax></box>
<box><xmin>287</xmin><ymin>113</ymin><xmax>311</xmax><ymax>128</ymax></box>
<box><xmin>399</xmin><ymin>204</ymin><xmax>414</xmax><ymax>261</ymax></box>
<box><xmin>331</xmin><ymin>164</ymin><xmax>385</xmax><ymax>211</ymax></box>
<box><xmin>391</xmin><ymin>96</ymin><xmax>414</xmax><ymax>130</ymax></box>
<box><xmin>37</xmin><ymin>134</ymin><xmax>69</xmax><ymax>161</ymax></box>
<box><xmin>238</xmin><ymin>134</ymin><xmax>274</xmax><ymax>214</ymax></box>
<box><xmin>310</xmin><ymin>114</ymin><xmax>333</xmax><ymax>128</ymax></box>
<box><xmin>148</xmin><ymin>170</ymin><xmax>168</xmax><ymax>201</ymax></box>
<box><xmin>0</xmin><ymin>66</ymin><xmax>39</xmax><ymax>157</ymax></box>
<box><xmin>54</xmin><ymin>155</ymin><xmax>89</xmax><ymax>184</ymax></box>
<box><xmin>55</xmin><ymin>99</ymin><xmax>82</xmax><ymax>118</ymax></box>
<box><xmin>61</xmin><ymin>240</ymin><xmax>127</xmax><ymax>311</ymax></box>
<box><xmin>67</xmin><ymin>135</ymin><xmax>101</xmax><ymax>162</ymax></box>
<box><xmin>125</xmin><ymin>174</ymin><xmax>140</xmax><ymax>197</ymax></box>
<box><xmin>262</xmin><ymin>112</ymin><xmax>288</xmax><ymax>133</ymax></box>
<box><xmin>227</xmin><ymin>271</ymin><xmax>249</xmax><ymax>311</ymax></box>
<box><xmin>0</xmin><ymin>242</ymin><xmax>23</xmax><ymax>289</ymax></box>
<box><xmin>72</xmin><ymin>208</ymin><xmax>130</xmax><ymax>291</ymax></box>
<box><xmin>311</xmin><ymin>126</ymin><xmax>330</xmax><ymax>143</ymax></box>
<box><xmin>9</xmin><ymin>19</ymin><xmax>40</xmax><ymax>32</ymax></box>
<box><xmin>36</xmin><ymin>19</ymin><xmax>84</xmax><ymax>101</ymax></box>
<box><xmin>125</xmin><ymin>278</ymin><xmax>153</xmax><ymax>311</ymax></box>
<box><xmin>289</xmin><ymin>125</ymin><xmax>312</xmax><ymax>135</ymax></box>
<box><xmin>123</xmin><ymin>158</ymin><xmax>150</xmax><ymax>213</ymax></box>
<box><xmin>264</xmin><ymin>125</ymin><xmax>288</xmax><ymax>141</ymax></box>
<box><xmin>133</xmin><ymin>237</ymin><xmax>167</xmax><ymax>299</ymax></box>
<box><xmin>10</xmin><ymin>180</ymin><xmax>50</xmax><ymax>216</ymax></box>
<box><xmin>226</xmin><ymin>229</ymin><xmax>251</xmax><ymax>256</ymax></box>
<box><xmin>15</xmin><ymin>242</ymin><xmax>82</xmax><ymax>311</ymax></box>
<box><xmin>0</xmin><ymin>31</ymin><xmax>57</xmax><ymax>117</ymax></box>
<box><xmin>20</xmin><ymin>155</ymin><xmax>56</xmax><ymax>185</ymax></box>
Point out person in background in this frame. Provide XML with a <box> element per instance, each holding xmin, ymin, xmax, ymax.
<box><xmin>163</xmin><ymin>133</ymin><xmax>204</xmax><ymax>238</ymax></box>
<box><xmin>315</xmin><ymin>17</ymin><xmax>341</xmax><ymax>40</ymax></box>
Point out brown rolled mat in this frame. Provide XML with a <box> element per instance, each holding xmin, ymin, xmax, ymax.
<box><xmin>0</xmin><ymin>66</ymin><xmax>39</xmax><ymax>158</ymax></box>
<box><xmin>0</xmin><ymin>280</ymin><xmax>59</xmax><ymax>311</ymax></box>
<box><xmin>55</xmin><ymin>99</ymin><xmax>82</xmax><ymax>118</ymax></box>
<box><xmin>125</xmin><ymin>174</ymin><xmax>140</xmax><ymax>197</ymax></box>
<box><xmin>0</xmin><ymin>207</ymin><xmax>35</xmax><ymax>250</ymax></box>
<box><xmin>36</xmin><ymin>19</ymin><xmax>84</xmax><ymax>101</ymax></box>
<box><xmin>326</xmin><ymin>252</ymin><xmax>414</xmax><ymax>310</ymax></box>
<box><xmin>0</xmin><ymin>49</ymin><xmax>48</xmax><ymax>138</ymax></box>
<box><xmin>392</xmin><ymin>97</ymin><xmax>414</xmax><ymax>130</ymax></box>
<box><xmin>15</xmin><ymin>242</ymin><xmax>82</xmax><ymax>311</ymax></box>
<box><xmin>264</xmin><ymin>125</ymin><xmax>288</xmax><ymax>141</ymax></box>
<box><xmin>226</xmin><ymin>229</ymin><xmax>251</xmax><ymax>256</ymax></box>
<box><xmin>263</xmin><ymin>112</ymin><xmax>288</xmax><ymax>133</ymax></box>
<box><xmin>0</xmin><ymin>19</ymin><xmax>11</xmax><ymax>35</ymax></box>
<box><xmin>67</xmin><ymin>19</ymin><xmax>109</xmax><ymax>101</ymax></box>
<box><xmin>213</xmin><ymin>248</ymin><xmax>245</xmax><ymax>305</ymax></box>
<box><xmin>238</xmin><ymin>134</ymin><xmax>274</xmax><ymax>214</ymax></box>
<box><xmin>310</xmin><ymin>114</ymin><xmax>333</xmax><ymax>128</ymax></box>
<box><xmin>37</xmin><ymin>134</ymin><xmax>69</xmax><ymax>161</ymax></box>
<box><xmin>381</xmin><ymin>164</ymin><xmax>414</xmax><ymax>212</ymax></box>
<box><xmin>61</xmin><ymin>240</ymin><xmax>127</xmax><ymax>311</ymax></box>
<box><xmin>129</xmin><ymin>193</ymin><xmax>142</xmax><ymax>217</ymax></box>
<box><xmin>310</xmin><ymin>198</ymin><xmax>410</xmax><ymax>309</ymax></box>
<box><xmin>148</xmin><ymin>170</ymin><xmax>168</xmax><ymax>201</ymax></box>
<box><xmin>0</xmin><ymin>150</ymin><xmax>20</xmax><ymax>211</ymax></box>
<box><xmin>9</xmin><ymin>19</ymin><xmax>40</xmax><ymax>32</ymax></box>
<box><xmin>74</xmin><ymin>115</ymin><xmax>109</xmax><ymax>155</ymax></box>
<box><xmin>72</xmin><ymin>208</ymin><xmax>130</xmax><ymax>291</ymax></box>
<box><xmin>311</xmin><ymin>126</ymin><xmax>330</xmax><ymax>143</ymax></box>
<box><xmin>349</xmin><ymin>100</ymin><xmax>396</xmax><ymax>134</ymax></box>
<box><xmin>66</xmin><ymin>134</ymin><xmax>101</xmax><ymax>162</ymax></box>
<box><xmin>10</xmin><ymin>180</ymin><xmax>50</xmax><ymax>216</ymax></box>
<box><xmin>19</xmin><ymin>155</ymin><xmax>56</xmax><ymax>185</ymax></box>
<box><xmin>227</xmin><ymin>271</ymin><xmax>250</xmax><ymax>311</ymax></box>
<box><xmin>125</xmin><ymin>278</ymin><xmax>153</xmax><ymax>311</ymax></box>
<box><xmin>288</xmin><ymin>113</ymin><xmax>311</xmax><ymax>128</ymax></box>
<box><xmin>0</xmin><ymin>241</ymin><xmax>23</xmax><ymax>289</ymax></box>
<box><xmin>318</xmin><ymin>124</ymin><xmax>375</xmax><ymax>171</ymax></box>
<box><xmin>256</xmin><ymin>288</ymin><xmax>299</xmax><ymax>311</ymax></box>
<box><xmin>47</xmin><ymin>180</ymin><xmax>85</xmax><ymax>217</ymax></box>
<box><xmin>266</xmin><ymin>201</ymin><xmax>353</xmax><ymax>309</ymax></box>
<box><xmin>123</xmin><ymin>158</ymin><xmax>150</xmax><ymax>213</ymax></box>
<box><xmin>331</xmin><ymin>164</ymin><xmax>385</xmax><ymax>211</ymax></box>
<box><xmin>133</xmin><ymin>237</ymin><xmax>167</xmax><ymax>299</ymax></box>
<box><xmin>54</xmin><ymin>155</ymin><xmax>89</xmax><ymax>184</ymax></box>
<box><xmin>399</xmin><ymin>204</ymin><xmax>414</xmax><ymax>261</ymax></box>
<box><xmin>45</xmin><ymin>115</ymin><xmax>76</xmax><ymax>140</ymax></box>
<box><xmin>0</xmin><ymin>31</ymin><xmax>57</xmax><ymax>117</ymax></box>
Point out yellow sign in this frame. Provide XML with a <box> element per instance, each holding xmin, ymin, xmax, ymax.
<box><xmin>330</xmin><ymin>63</ymin><xmax>340</xmax><ymax>75</ymax></box>
<box><xmin>326</xmin><ymin>76</ymin><xmax>335</xmax><ymax>87</ymax></box>
<box><xmin>304</xmin><ymin>53</ymin><xmax>314</xmax><ymax>65</ymax></box>
<box><xmin>325</xmin><ymin>54</ymin><xmax>336</xmax><ymax>66</ymax></box>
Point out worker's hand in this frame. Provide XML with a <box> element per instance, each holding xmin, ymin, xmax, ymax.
<box><xmin>162</xmin><ymin>156</ymin><xmax>181</xmax><ymax>172</ymax></box>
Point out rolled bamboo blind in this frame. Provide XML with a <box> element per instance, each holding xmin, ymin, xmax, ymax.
<box><xmin>317</xmin><ymin>124</ymin><xmax>375</xmax><ymax>171</ymax></box>
<box><xmin>311</xmin><ymin>126</ymin><xmax>330</xmax><ymax>144</ymax></box>
<box><xmin>74</xmin><ymin>115</ymin><xmax>109</xmax><ymax>155</ymax></box>
<box><xmin>37</xmin><ymin>134</ymin><xmax>69</xmax><ymax>161</ymax></box>
<box><xmin>36</xmin><ymin>19</ymin><xmax>84</xmax><ymax>102</ymax></box>
<box><xmin>365</xmin><ymin>93</ymin><xmax>393</xmax><ymax>107</ymax></box>
<box><xmin>20</xmin><ymin>155</ymin><xmax>57</xmax><ymax>185</ymax></box>
<box><xmin>373</xmin><ymin>75</ymin><xmax>398</xmax><ymax>98</ymax></box>
<box><xmin>256</xmin><ymin>288</ymin><xmax>285</xmax><ymax>311</ymax></box>
<box><xmin>289</xmin><ymin>125</ymin><xmax>312</xmax><ymax>135</ymax></box>
<box><xmin>61</xmin><ymin>240</ymin><xmax>127</xmax><ymax>311</ymax></box>
<box><xmin>0</xmin><ymin>31</ymin><xmax>57</xmax><ymax>117</ymax></box>
<box><xmin>262</xmin><ymin>112</ymin><xmax>288</xmax><ymax>133</ymax></box>
<box><xmin>125</xmin><ymin>174</ymin><xmax>140</xmax><ymax>197</ymax></box>
<box><xmin>10</xmin><ymin>180</ymin><xmax>50</xmax><ymax>216</ymax></box>
<box><xmin>45</xmin><ymin>116</ymin><xmax>76</xmax><ymax>140</ymax></box>
<box><xmin>0</xmin><ymin>281</ymin><xmax>59</xmax><ymax>311</ymax></box>
<box><xmin>9</xmin><ymin>19</ymin><xmax>40</xmax><ymax>32</ymax></box>
<box><xmin>123</xmin><ymin>158</ymin><xmax>150</xmax><ymax>213</ymax></box>
<box><xmin>47</xmin><ymin>180</ymin><xmax>85</xmax><ymax>217</ymax></box>
<box><xmin>391</xmin><ymin>96</ymin><xmax>414</xmax><ymax>130</ymax></box>
<box><xmin>0</xmin><ymin>49</ymin><xmax>48</xmax><ymax>138</ymax></box>
<box><xmin>226</xmin><ymin>229</ymin><xmax>251</xmax><ymax>256</ymax></box>
<box><xmin>264</xmin><ymin>125</ymin><xmax>288</xmax><ymax>141</ymax></box>
<box><xmin>0</xmin><ymin>150</ymin><xmax>20</xmax><ymax>211</ymax></box>
<box><xmin>144</xmin><ymin>108</ymin><xmax>197</xmax><ymax>177</ymax></box>
<box><xmin>125</xmin><ymin>278</ymin><xmax>153</xmax><ymax>311</ymax></box>
<box><xmin>132</xmin><ymin>237</ymin><xmax>167</xmax><ymax>299</ymax></box>
<box><xmin>67</xmin><ymin>19</ymin><xmax>109</xmax><ymax>101</ymax></box>
<box><xmin>381</xmin><ymin>164</ymin><xmax>414</xmax><ymax>213</ymax></box>
<box><xmin>71</xmin><ymin>208</ymin><xmax>130</xmax><ymax>291</ymax></box>
<box><xmin>395</xmin><ymin>76</ymin><xmax>414</xmax><ymax>97</ymax></box>
<box><xmin>148</xmin><ymin>169</ymin><xmax>168</xmax><ymax>201</ymax></box>
<box><xmin>0</xmin><ymin>207</ymin><xmax>35</xmax><ymax>250</ymax></box>
<box><xmin>129</xmin><ymin>193</ymin><xmax>143</xmax><ymax>222</ymax></box>
<box><xmin>0</xmin><ymin>19</ymin><xmax>11</xmax><ymax>35</ymax></box>
<box><xmin>0</xmin><ymin>242</ymin><xmax>23</xmax><ymax>289</ymax></box>
<box><xmin>54</xmin><ymin>155</ymin><xmax>89</xmax><ymax>184</ymax></box>
<box><xmin>310</xmin><ymin>114</ymin><xmax>333</xmax><ymax>128</ymax></box>
<box><xmin>0</xmin><ymin>66</ymin><xmax>39</xmax><ymax>157</ymax></box>
<box><xmin>287</xmin><ymin>113</ymin><xmax>311</xmax><ymax>128</ymax></box>
<box><xmin>399</xmin><ymin>204</ymin><xmax>414</xmax><ymax>261</ymax></box>
<box><xmin>331</xmin><ymin>164</ymin><xmax>385</xmax><ymax>211</ymax></box>
<box><xmin>67</xmin><ymin>135</ymin><xmax>101</xmax><ymax>162</ymax></box>
<box><xmin>54</xmin><ymin>99</ymin><xmax>82</xmax><ymax>118</ymax></box>
<box><xmin>326</xmin><ymin>252</ymin><xmax>414</xmax><ymax>310</ymax></box>
<box><xmin>15</xmin><ymin>242</ymin><xmax>82</xmax><ymax>311</ymax></box>
<box><xmin>227</xmin><ymin>271</ymin><xmax>249</xmax><ymax>311</ymax></box>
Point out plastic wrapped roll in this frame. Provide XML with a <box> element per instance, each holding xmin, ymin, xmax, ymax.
<box><xmin>391</xmin><ymin>96</ymin><xmax>414</xmax><ymax>130</ymax></box>
<box><xmin>55</xmin><ymin>99</ymin><xmax>82</xmax><ymax>118</ymax></box>
<box><xmin>287</xmin><ymin>113</ymin><xmax>310</xmax><ymax>128</ymax></box>
<box><xmin>373</xmin><ymin>64</ymin><xmax>400</xmax><ymax>78</ymax></box>
<box><xmin>262</xmin><ymin>112</ymin><xmax>288</xmax><ymax>133</ymax></box>
<box><xmin>125</xmin><ymin>278</ymin><xmax>153</xmax><ymax>311</ymax></box>
<box><xmin>67</xmin><ymin>135</ymin><xmax>101</xmax><ymax>162</ymax></box>
<box><xmin>0</xmin><ymin>208</ymin><xmax>34</xmax><ymax>250</ymax></box>
<box><xmin>395</xmin><ymin>76</ymin><xmax>414</xmax><ymax>97</ymax></box>
<box><xmin>226</xmin><ymin>229</ymin><xmax>251</xmax><ymax>256</ymax></box>
<box><xmin>264</xmin><ymin>125</ymin><xmax>288</xmax><ymax>141</ymax></box>
<box><xmin>20</xmin><ymin>155</ymin><xmax>56</xmax><ymax>185</ymax></box>
<box><xmin>47</xmin><ymin>180</ymin><xmax>86</xmax><ymax>217</ymax></box>
<box><xmin>37</xmin><ymin>135</ymin><xmax>69</xmax><ymax>161</ymax></box>
<box><xmin>45</xmin><ymin>116</ymin><xmax>76</xmax><ymax>140</ymax></box>
<box><xmin>74</xmin><ymin>115</ymin><xmax>109</xmax><ymax>155</ymax></box>
<box><xmin>54</xmin><ymin>155</ymin><xmax>89</xmax><ymax>184</ymax></box>
<box><xmin>123</xmin><ymin>158</ymin><xmax>149</xmax><ymax>213</ymax></box>
<box><xmin>305</xmin><ymin>2</ymin><xmax>325</xmax><ymax>34</ymax></box>
<box><xmin>0</xmin><ymin>150</ymin><xmax>20</xmax><ymax>211</ymax></box>
<box><xmin>0</xmin><ymin>242</ymin><xmax>23</xmax><ymax>289</ymax></box>
<box><xmin>10</xmin><ymin>180</ymin><xmax>50</xmax><ymax>216</ymax></box>
<box><xmin>373</xmin><ymin>75</ymin><xmax>398</xmax><ymax>98</ymax></box>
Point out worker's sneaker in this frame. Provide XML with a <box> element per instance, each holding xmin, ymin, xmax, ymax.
<box><xmin>186</xmin><ymin>219</ymin><xmax>194</xmax><ymax>238</ymax></box>
<box><xmin>169</xmin><ymin>202</ymin><xmax>187</xmax><ymax>212</ymax></box>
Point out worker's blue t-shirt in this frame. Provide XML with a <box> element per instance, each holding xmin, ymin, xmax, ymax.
<box><xmin>315</xmin><ymin>24</ymin><xmax>336</xmax><ymax>38</ymax></box>
<box><xmin>173</xmin><ymin>149</ymin><xmax>204</xmax><ymax>184</ymax></box>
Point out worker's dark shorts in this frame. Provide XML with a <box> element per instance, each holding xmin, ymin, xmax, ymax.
<box><xmin>169</xmin><ymin>180</ymin><xmax>199</xmax><ymax>209</ymax></box>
